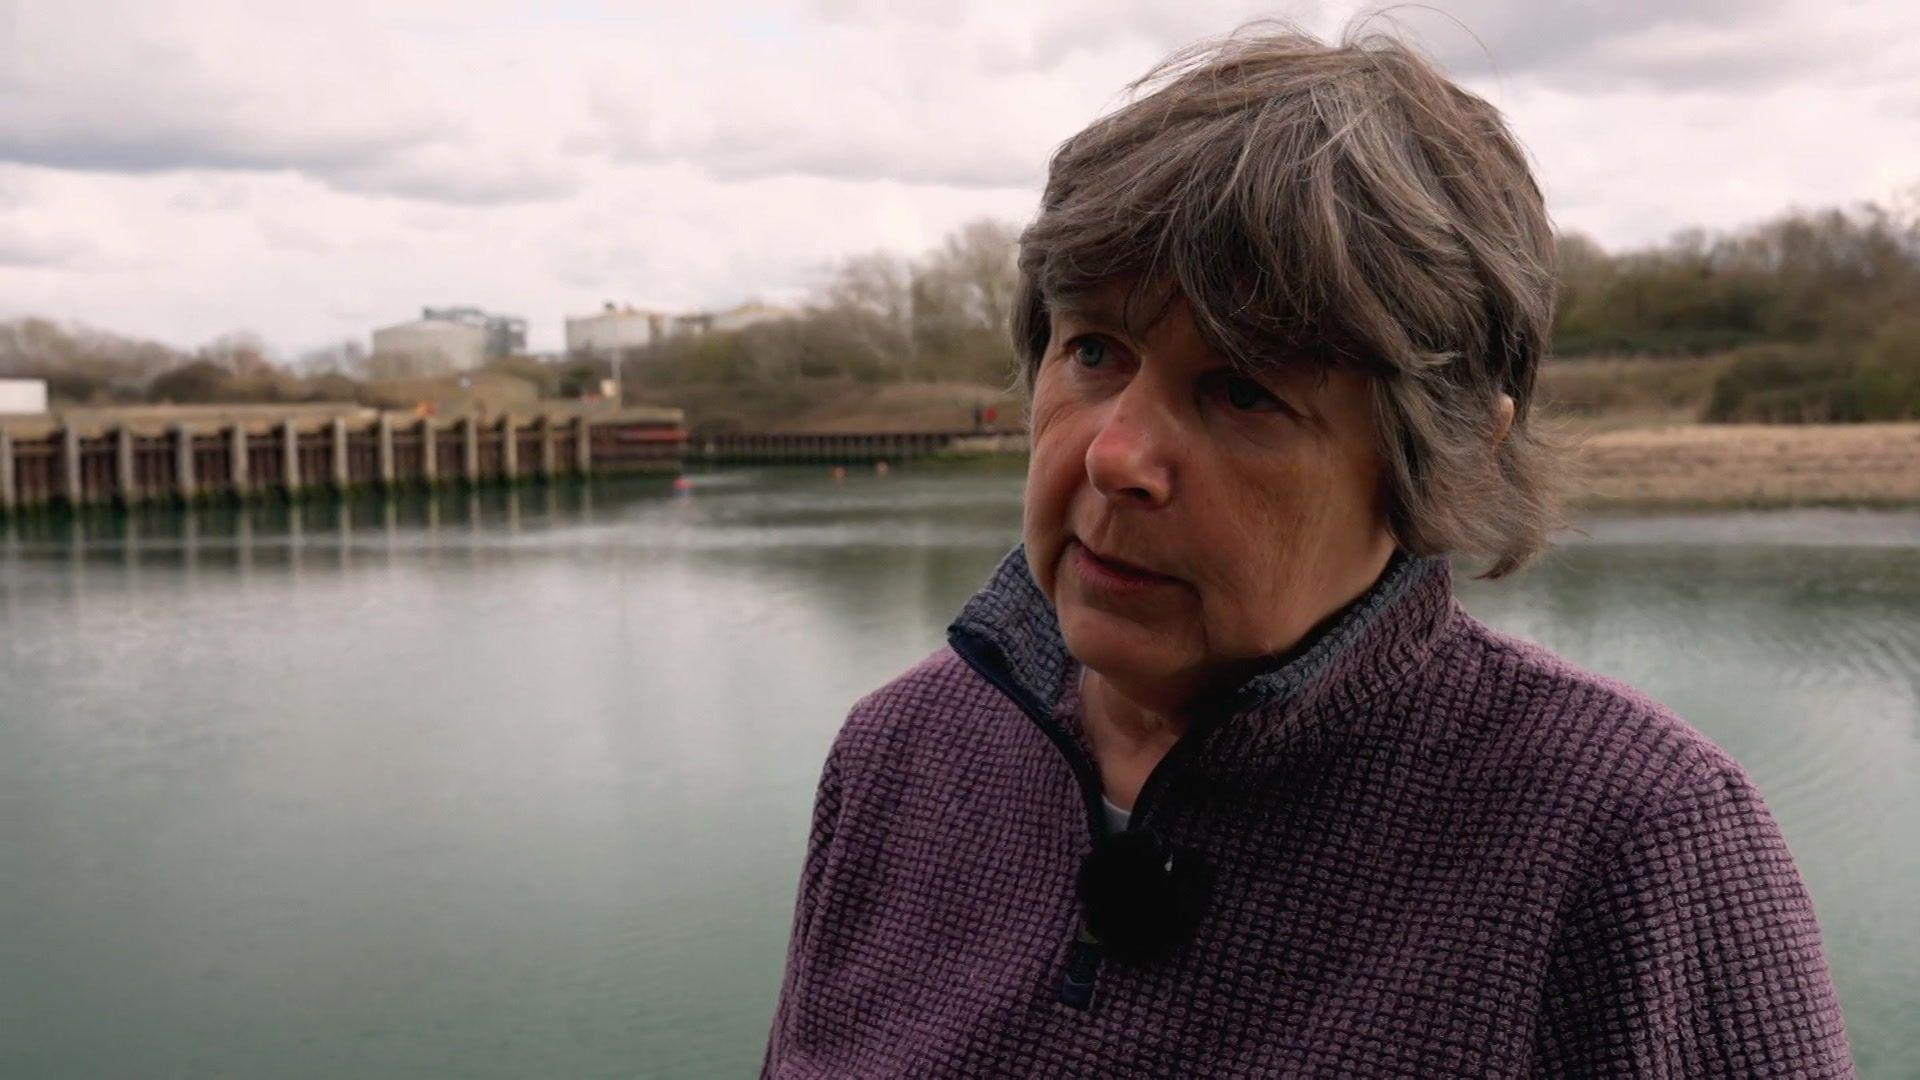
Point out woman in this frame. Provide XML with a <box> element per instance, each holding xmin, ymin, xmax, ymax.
<box><xmin>762</xmin><ymin>24</ymin><xmax>1852</xmax><ymax>1078</ymax></box>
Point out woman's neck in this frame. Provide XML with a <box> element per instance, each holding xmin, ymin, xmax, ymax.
<box><xmin>1080</xmin><ymin>664</ymin><xmax>1187</xmax><ymax>740</ymax></box>
<box><xmin>1079</xmin><ymin>666</ymin><xmax>1187</xmax><ymax>809</ymax></box>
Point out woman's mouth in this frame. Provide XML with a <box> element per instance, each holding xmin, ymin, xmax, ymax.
<box><xmin>1070</xmin><ymin>539</ymin><xmax>1179</xmax><ymax>593</ymax></box>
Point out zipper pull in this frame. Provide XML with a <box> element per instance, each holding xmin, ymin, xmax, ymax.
<box><xmin>1057</xmin><ymin>918</ymin><xmax>1104</xmax><ymax>1010</ymax></box>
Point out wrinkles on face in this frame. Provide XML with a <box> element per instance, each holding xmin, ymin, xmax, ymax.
<box><xmin>1021</xmin><ymin>282</ymin><xmax>1396</xmax><ymax>720</ymax></box>
<box><xmin>1193</xmin><ymin>424</ymin><xmax>1347</xmax><ymax>657</ymax></box>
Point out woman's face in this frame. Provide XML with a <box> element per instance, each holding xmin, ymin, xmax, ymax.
<box><xmin>1022</xmin><ymin>281</ymin><xmax>1398</xmax><ymax>717</ymax></box>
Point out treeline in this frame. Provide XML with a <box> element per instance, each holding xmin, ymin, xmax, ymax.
<box><xmin>0</xmin><ymin>322</ymin><xmax>361</xmax><ymax>406</ymax></box>
<box><xmin>1555</xmin><ymin>201</ymin><xmax>1920</xmax><ymax>421</ymax></box>
<box><xmin>619</xmin><ymin>219</ymin><xmax>1018</xmax><ymax>390</ymax></box>
<box><xmin>5</xmin><ymin>200</ymin><xmax>1916</xmax><ymax>424</ymax></box>
<box><xmin>620</xmin><ymin>203</ymin><xmax>1919</xmax><ymax>422</ymax></box>
<box><xmin>0</xmin><ymin>321</ymin><xmax>606</xmax><ymax>408</ymax></box>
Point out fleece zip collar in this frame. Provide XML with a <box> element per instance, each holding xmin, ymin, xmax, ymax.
<box><xmin>945</xmin><ymin>541</ymin><xmax>1455</xmax><ymax>843</ymax></box>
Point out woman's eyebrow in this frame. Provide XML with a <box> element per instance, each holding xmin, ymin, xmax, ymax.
<box><xmin>1052</xmin><ymin>298</ymin><xmax>1124</xmax><ymax>329</ymax></box>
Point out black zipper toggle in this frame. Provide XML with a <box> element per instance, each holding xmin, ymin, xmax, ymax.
<box><xmin>1057</xmin><ymin>918</ymin><xmax>1104</xmax><ymax>1010</ymax></box>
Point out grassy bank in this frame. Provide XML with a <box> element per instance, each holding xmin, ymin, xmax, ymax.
<box><xmin>1535</xmin><ymin>355</ymin><xmax>1727</xmax><ymax>431</ymax></box>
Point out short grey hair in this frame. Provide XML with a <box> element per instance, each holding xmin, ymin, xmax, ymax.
<box><xmin>1011</xmin><ymin>20</ymin><xmax>1578</xmax><ymax>579</ymax></box>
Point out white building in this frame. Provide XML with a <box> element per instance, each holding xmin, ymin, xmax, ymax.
<box><xmin>371</xmin><ymin>317</ymin><xmax>488</xmax><ymax>376</ymax></box>
<box><xmin>370</xmin><ymin>306</ymin><xmax>525</xmax><ymax>377</ymax></box>
<box><xmin>709</xmin><ymin>301</ymin><xmax>796</xmax><ymax>333</ymax></box>
<box><xmin>0</xmin><ymin>377</ymin><xmax>48</xmax><ymax>414</ymax></box>
<box><xmin>566</xmin><ymin>300</ymin><xmax>800</xmax><ymax>359</ymax></box>
<box><xmin>566</xmin><ymin>304</ymin><xmax>674</xmax><ymax>358</ymax></box>
<box><xmin>421</xmin><ymin>306</ymin><xmax>526</xmax><ymax>359</ymax></box>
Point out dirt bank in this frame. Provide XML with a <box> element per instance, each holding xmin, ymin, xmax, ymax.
<box><xmin>640</xmin><ymin>376</ymin><xmax>1920</xmax><ymax>509</ymax></box>
<box><xmin>920</xmin><ymin>421</ymin><xmax>1920</xmax><ymax>509</ymax></box>
<box><xmin>1570</xmin><ymin>422</ymin><xmax>1920</xmax><ymax>508</ymax></box>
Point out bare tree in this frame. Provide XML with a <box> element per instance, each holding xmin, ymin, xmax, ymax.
<box><xmin>0</xmin><ymin>316</ymin><xmax>185</xmax><ymax>402</ymax></box>
<box><xmin>819</xmin><ymin>250</ymin><xmax>915</xmax><ymax>378</ymax></box>
<box><xmin>929</xmin><ymin>218</ymin><xmax>1019</xmax><ymax>333</ymax></box>
<box><xmin>296</xmin><ymin>338</ymin><xmax>370</xmax><ymax>377</ymax></box>
<box><xmin>196</xmin><ymin>330</ymin><xmax>276</xmax><ymax>377</ymax></box>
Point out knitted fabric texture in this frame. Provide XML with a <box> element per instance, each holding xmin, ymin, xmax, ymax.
<box><xmin>761</xmin><ymin>543</ymin><xmax>1853</xmax><ymax>1077</ymax></box>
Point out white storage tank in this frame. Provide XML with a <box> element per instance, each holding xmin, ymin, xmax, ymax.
<box><xmin>370</xmin><ymin>318</ymin><xmax>488</xmax><ymax>375</ymax></box>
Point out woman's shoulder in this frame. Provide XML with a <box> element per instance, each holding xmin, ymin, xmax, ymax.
<box><xmin>1433</xmin><ymin>605</ymin><xmax>1760</xmax><ymax>844</ymax></box>
<box><xmin>822</xmin><ymin>644</ymin><xmax>1032</xmax><ymax>777</ymax></box>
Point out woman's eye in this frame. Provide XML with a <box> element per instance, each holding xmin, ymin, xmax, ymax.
<box><xmin>1221</xmin><ymin>375</ymin><xmax>1286</xmax><ymax>413</ymax></box>
<box><xmin>1068</xmin><ymin>337</ymin><xmax>1108</xmax><ymax>368</ymax></box>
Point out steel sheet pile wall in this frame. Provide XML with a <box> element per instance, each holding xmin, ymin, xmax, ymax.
<box><xmin>0</xmin><ymin>413</ymin><xmax>683</xmax><ymax>516</ymax></box>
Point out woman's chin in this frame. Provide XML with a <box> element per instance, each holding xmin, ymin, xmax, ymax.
<box><xmin>1058</xmin><ymin>606</ymin><xmax>1187</xmax><ymax>684</ymax></box>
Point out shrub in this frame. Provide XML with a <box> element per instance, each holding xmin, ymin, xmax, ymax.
<box><xmin>1703</xmin><ymin>344</ymin><xmax>1865</xmax><ymax>423</ymax></box>
<box><xmin>146</xmin><ymin>360</ymin><xmax>236</xmax><ymax>403</ymax></box>
<box><xmin>1856</xmin><ymin>316</ymin><xmax>1920</xmax><ymax>421</ymax></box>
<box><xmin>302</xmin><ymin>373</ymin><xmax>362</xmax><ymax>403</ymax></box>
<box><xmin>1537</xmin><ymin>356</ymin><xmax>1725</xmax><ymax>419</ymax></box>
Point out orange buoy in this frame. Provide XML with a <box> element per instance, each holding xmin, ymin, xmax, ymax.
<box><xmin>672</xmin><ymin>476</ymin><xmax>693</xmax><ymax>493</ymax></box>
<box><xmin>875</xmin><ymin>460</ymin><xmax>890</xmax><ymax>476</ymax></box>
<box><xmin>831</xmin><ymin>466</ymin><xmax>847</xmax><ymax>481</ymax></box>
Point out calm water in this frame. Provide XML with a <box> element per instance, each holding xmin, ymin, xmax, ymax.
<box><xmin>1</xmin><ymin>468</ymin><xmax>1915</xmax><ymax>1078</ymax></box>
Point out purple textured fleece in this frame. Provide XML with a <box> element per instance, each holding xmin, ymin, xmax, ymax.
<box><xmin>761</xmin><ymin>544</ymin><xmax>1853</xmax><ymax>1077</ymax></box>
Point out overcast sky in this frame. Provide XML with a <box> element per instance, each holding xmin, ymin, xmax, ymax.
<box><xmin>2</xmin><ymin>0</ymin><xmax>1917</xmax><ymax>356</ymax></box>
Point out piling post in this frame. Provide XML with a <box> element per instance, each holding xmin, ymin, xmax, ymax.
<box><xmin>420</xmin><ymin>417</ymin><xmax>438</xmax><ymax>485</ymax></box>
<box><xmin>330</xmin><ymin>416</ymin><xmax>349</xmax><ymax>492</ymax></box>
<box><xmin>116</xmin><ymin>425</ymin><xmax>137</xmax><ymax>506</ymax></box>
<box><xmin>173</xmin><ymin>423</ymin><xmax>196</xmax><ymax>503</ymax></box>
<box><xmin>462</xmin><ymin>415</ymin><xmax>480</xmax><ymax>485</ymax></box>
<box><xmin>230</xmin><ymin>424</ymin><xmax>249</xmax><ymax>497</ymax></box>
<box><xmin>538</xmin><ymin>416</ymin><xmax>557</xmax><ymax>481</ymax></box>
<box><xmin>60</xmin><ymin>424</ymin><xmax>83</xmax><ymax>507</ymax></box>
<box><xmin>281</xmin><ymin>420</ymin><xmax>301</xmax><ymax>496</ymax></box>
<box><xmin>501</xmin><ymin>415</ymin><xmax>518</xmax><ymax>481</ymax></box>
<box><xmin>574</xmin><ymin>415</ymin><xmax>592</xmax><ymax>476</ymax></box>
<box><xmin>0</xmin><ymin>428</ymin><xmax>14</xmax><ymax>513</ymax></box>
<box><xmin>376</xmin><ymin>412</ymin><xmax>396</xmax><ymax>488</ymax></box>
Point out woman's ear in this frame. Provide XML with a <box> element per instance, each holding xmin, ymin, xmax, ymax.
<box><xmin>1493</xmin><ymin>393</ymin><xmax>1516</xmax><ymax>446</ymax></box>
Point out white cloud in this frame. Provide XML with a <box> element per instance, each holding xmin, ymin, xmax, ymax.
<box><xmin>0</xmin><ymin>224</ymin><xmax>92</xmax><ymax>269</ymax></box>
<box><xmin>0</xmin><ymin>0</ymin><xmax>574</xmax><ymax>203</ymax></box>
<box><xmin>0</xmin><ymin>0</ymin><xmax>1914</xmax><ymax>356</ymax></box>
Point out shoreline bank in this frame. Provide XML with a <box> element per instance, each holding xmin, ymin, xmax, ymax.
<box><xmin>914</xmin><ymin>422</ymin><xmax>1920</xmax><ymax>510</ymax></box>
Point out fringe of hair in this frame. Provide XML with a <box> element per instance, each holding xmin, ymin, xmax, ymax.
<box><xmin>1010</xmin><ymin>19</ymin><xmax>1578</xmax><ymax>579</ymax></box>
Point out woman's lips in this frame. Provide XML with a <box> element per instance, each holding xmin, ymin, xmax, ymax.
<box><xmin>1070</xmin><ymin>539</ymin><xmax>1179</xmax><ymax>593</ymax></box>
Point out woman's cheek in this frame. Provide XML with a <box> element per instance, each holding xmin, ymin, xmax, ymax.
<box><xmin>1027</xmin><ymin>383</ymin><xmax>1074</xmax><ymax>439</ymax></box>
<box><xmin>1026</xmin><ymin>409</ymin><xmax>1083</xmax><ymax>504</ymax></box>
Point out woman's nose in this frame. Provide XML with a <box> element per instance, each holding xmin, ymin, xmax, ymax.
<box><xmin>1084</xmin><ymin>389</ymin><xmax>1174</xmax><ymax>508</ymax></box>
